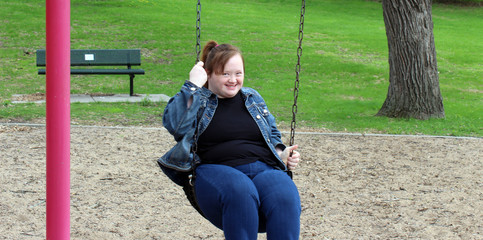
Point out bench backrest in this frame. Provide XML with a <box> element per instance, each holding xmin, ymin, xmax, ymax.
<box><xmin>36</xmin><ymin>49</ymin><xmax>142</xmax><ymax>67</ymax></box>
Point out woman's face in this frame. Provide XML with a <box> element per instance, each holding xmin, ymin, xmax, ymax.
<box><xmin>208</xmin><ymin>54</ymin><xmax>244</xmax><ymax>99</ymax></box>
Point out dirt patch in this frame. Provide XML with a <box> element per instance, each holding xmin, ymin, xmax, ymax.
<box><xmin>10</xmin><ymin>93</ymin><xmax>117</xmax><ymax>102</ymax></box>
<box><xmin>11</xmin><ymin>93</ymin><xmax>45</xmax><ymax>102</ymax></box>
<box><xmin>0</xmin><ymin>125</ymin><xmax>481</xmax><ymax>239</ymax></box>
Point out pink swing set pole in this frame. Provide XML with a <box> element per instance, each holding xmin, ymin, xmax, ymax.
<box><xmin>46</xmin><ymin>0</ymin><xmax>71</xmax><ymax>239</ymax></box>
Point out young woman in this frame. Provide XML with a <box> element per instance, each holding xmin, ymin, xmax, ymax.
<box><xmin>159</xmin><ymin>41</ymin><xmax>301</xmax><ymax>240</ymax></box>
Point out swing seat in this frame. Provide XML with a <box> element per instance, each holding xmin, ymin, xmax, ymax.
<box><xmin>183</xmin><ymin>174</ymin><xmax>205</xmax><ymax>218</ymax></box>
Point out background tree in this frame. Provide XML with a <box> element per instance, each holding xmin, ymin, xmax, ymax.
<box><xmin>377</xmin><ymin>0</ymin><xmax>445</xmax><ymax>120</ymax></box>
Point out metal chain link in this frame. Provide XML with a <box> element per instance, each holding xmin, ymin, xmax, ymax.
<box><xmin>289</xmin><ymin>0</ymin><xmax>305</xmax><ymax>149</ymax></box>
<box><xmin>195</xmin><ymin>0</ymin><xmax>201</xmax><ymax>63</ymax></box>
<box><xmin>191</xmin><ymin>0</ymin><xmax>202</xmax><ymax>169</ymax></box>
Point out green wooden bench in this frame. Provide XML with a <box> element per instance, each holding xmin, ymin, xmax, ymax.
<box><xmin>36</xmin><ymin>49</ymin><xmax>145</xmax><ymax>96</ymax></box>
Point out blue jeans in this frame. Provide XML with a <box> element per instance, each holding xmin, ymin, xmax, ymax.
<box><xmin>195</xmin><ymin>161</ymin><xmax>301</xmax><ymax>240</ymax></box>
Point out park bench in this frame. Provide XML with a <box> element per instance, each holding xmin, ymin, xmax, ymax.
<box><xmin>36</xmin><ymin>49</ymin><xmax>145</xmax><ymax>96</ymax></box>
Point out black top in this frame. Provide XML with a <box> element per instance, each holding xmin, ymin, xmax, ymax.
<box><xmin>197</xmin><ymin>92</ymin><xmax>278</xmax><ymax>167</ymax></box>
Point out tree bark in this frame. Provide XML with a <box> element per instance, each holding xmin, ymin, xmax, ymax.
<box><xmin>377</xmin><ymin>0</ymin><xmax>445</xmax><ymax>120</ymax></box>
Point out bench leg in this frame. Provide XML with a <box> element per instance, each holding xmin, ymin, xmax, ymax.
<box><xmin>130</xmin><ymin>74</ymin><xmax>134</xmax><ymax>96</ymax></box>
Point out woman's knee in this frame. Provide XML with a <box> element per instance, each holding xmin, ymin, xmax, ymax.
<box><xmin>253</xmin><ymin>170</ymin><xmax>301</xmax><ymax>213</ymax></box>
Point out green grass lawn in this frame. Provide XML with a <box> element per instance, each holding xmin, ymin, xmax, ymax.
<box><xmin>0</xmin><ymin>0</ymin><xmax>481</xmax><ymax>137</ymax></box>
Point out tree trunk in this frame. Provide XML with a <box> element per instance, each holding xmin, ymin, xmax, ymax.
<box><xmin>377</xmin><ymin>0</ymin><xmax>445</xmax><ymax>120</ymax></box>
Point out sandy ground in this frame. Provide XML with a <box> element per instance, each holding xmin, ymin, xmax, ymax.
<box><xmin>0</xmin><ymin>124</ymin><xmax>481</xmax><ymax>239</ymax></box>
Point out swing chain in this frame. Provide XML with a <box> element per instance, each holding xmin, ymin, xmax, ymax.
<box><xmin>195</xmin><ymin>0</ymin><xmax>202</xmax><ymax>62</ymax></box>
<box><xmin>290</xmin><ymin>0</ymin><xmax>305</xmax><ymax>148</ymax></box>
<box><xmin>191</xmin><ymin>0</ymin><xmax>202</xmax><ymax>170</ymax></box>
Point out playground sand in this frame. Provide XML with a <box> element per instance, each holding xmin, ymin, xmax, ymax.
<box><xmin>0</xmin><ymin>124</ymin><xmax>481</xmax><ymax>239</ymax></box>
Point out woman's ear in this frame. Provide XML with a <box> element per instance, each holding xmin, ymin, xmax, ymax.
<box><xmin>204</xmin><ymin>74</ymin><xmax>210</xmax><ymax>88</ymax></box>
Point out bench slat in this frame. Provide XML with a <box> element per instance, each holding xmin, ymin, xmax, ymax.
<box><xmin>36</xmin><ymin>49</ymin><xmax>142</xmax><ymax>66</ymax></box>
<box><xmin>38</xmin><ymin>69</ymin><xmax>145</xmax><ymax>75</ymax></box>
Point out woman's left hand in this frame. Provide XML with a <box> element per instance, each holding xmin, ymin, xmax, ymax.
<box><xmin>280</xmin><ymin>145</ymin><xmax>301</xmax><ymax>170</ymax></box>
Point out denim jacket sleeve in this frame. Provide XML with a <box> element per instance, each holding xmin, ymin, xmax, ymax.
<box><xmin>265</xmin><ymin>104</ymin><xmax>288</xmax><ymax>171</ymax></box>
<box><xmin>163</xmin><ymin>81</ymin><xmax>203</xmax><ymax>141</ymax></box>
<box><xmin>265</xmin><ymin>103</ymin><xmax>284</xmax><ymax>149</ymax></box>
<box><xmin>158</xmin><ymin>81</ymin><xmax>205</xmax><ymax>176</ymax></box>
<box><xmin>249</xmin><ymin>88</ymin><xmax>284</xmax><ymax>147</ymax></box>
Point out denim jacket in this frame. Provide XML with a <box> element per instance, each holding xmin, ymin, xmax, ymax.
<box><xmin>158</xmin><ymin>81</ymin><xmax>288</xmax><ymax>185</ymax></box>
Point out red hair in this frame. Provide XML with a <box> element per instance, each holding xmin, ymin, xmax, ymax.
<box><xmin>201</xmin><ymin>40</ymin><xmax>245</xmax><ymax>77</ymax></box>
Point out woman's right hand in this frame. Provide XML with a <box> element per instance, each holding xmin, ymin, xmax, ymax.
<box><xmin>189</xmin><ymin>61</ymin><xmax>207</xmax><ymax>87</ymax></box>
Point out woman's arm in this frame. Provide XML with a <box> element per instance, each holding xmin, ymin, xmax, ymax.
<box><xmin>163</xmin><ymin>62</ymin><xmax>207</xmax><ymax>141</ymax></box>
<box><xmin>162</xmin><ymin>82</ymin><xmax>201</xmax><ymax>141</ymax></box>
<box><xmin>261</xmin><ymin>93</ymin><xmax>301</xmax><ymax>170</ymax></box>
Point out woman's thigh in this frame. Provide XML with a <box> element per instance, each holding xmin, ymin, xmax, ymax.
<box><xmin>233</xmin><ymin>161</ymin><xmax>299</xmax><ymax>205</ymax></box>
<box><xmin>194</xmin><ymin>164</ymin><xmax>260</xmax><ymax>229</ymax></box>
<box><xmin>252</xmin><ymin>167</ymin><xmax>301</xmax><ymax>238</ymax></box>
<box><xmin>252</xmin><ymin>168</ymin><xmax>300</xmax><ymax>213</ymax></box>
